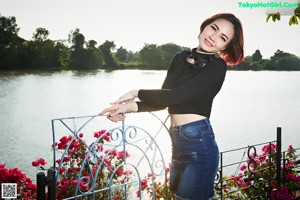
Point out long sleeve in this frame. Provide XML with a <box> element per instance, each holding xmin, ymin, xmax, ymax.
<box><xmin>138</xmin><ymin>58</ymin><xmax>227</xmax><ymax>106</ymax></box>
<box><xmin>136</xmin><ymin>101</ymin><xmax>167</xmax><ymax>112</ymax></box>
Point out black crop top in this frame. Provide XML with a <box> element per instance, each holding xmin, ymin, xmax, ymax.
<box><xmin>136</xmin><ymin>48</ymin><xmax>227</xmax><ymax>118</ymax></box>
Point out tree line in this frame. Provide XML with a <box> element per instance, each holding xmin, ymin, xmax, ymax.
<box><xmin>1</xmin><ymin>14</ymin><xmax>300</xmax><ymax>71</ymax></box>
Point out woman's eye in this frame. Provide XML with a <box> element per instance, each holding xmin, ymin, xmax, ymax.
<box><xmin>221</xmin><ymin>37</ymin><xmax>226</xmax><ymax>42</ymax></box>
<box><xmin>211</xmin><ymin>26</ymin><xmax>216</xmax><ymax>31</ymax></box>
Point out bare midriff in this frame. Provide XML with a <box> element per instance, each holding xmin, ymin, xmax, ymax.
<box><xmin>170</xmin><ymin>114</ymin><xmax>207</xmax><ymax>127</ymax></box>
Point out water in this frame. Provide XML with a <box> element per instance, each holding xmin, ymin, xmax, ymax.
<box><xmin>0</xmin><ymin>70</ymin><xmax>300</xmax><ymax>180</ymax></box>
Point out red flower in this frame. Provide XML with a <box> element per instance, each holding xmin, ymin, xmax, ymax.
<box><xmin>59</xmin><ymin>136</ymin><xmax>68</xmax><ymax>144</ymax></box>
<box><xmin>62</xmin><ymin>157</ymin><xmax>70</xmax><ymax>163</ymax></box>
<box><xmin>141</xmin><ymin>179</ymin><xmax>148</xmax><ymax>190</ymax></box>
<box><xmin>115</xmin><ymin>168</ymin><xmax>124</xmax><ymax>177</ymax></box>
<box><xmin>79</xmin><ymin>133</ymin><xmax>83</xmax><ymax>138</ymax></box>
<box><xmin>165</xmin><ymin>167</ymin><xmax>170</xmax><ymax>173</ymax></box>
<box><xmin>117</xmin><ymin>150</ymin><xmax>130</xmax><ymax>160</ymax></box>
<box><xmin>32</xmin><ymin>160</ymin><xmax>39</xmax><ymax>167</ymax></box>
<box><xmin>136</xmin><ymin>189</ymin><xmax>141</xmax><ymax>197</ymax></box>
<box><xmin>31</xmin><ymin>158</ymin><xmax>47</xmax><ymax>167</ymax></box>
<box><xmin>239</xmin><ymin>164</ymin><xmax>247</xmax><ymax>171</ymax></box>
<box><xmin>59</xmin><ymin>167</ymin><xmax>65</xmax><ymax>173</ymax></box>
<box><xmin>38</xmin><ymin>158</ymin><xmax>47</xmax><ymax>166</ymax></box>
<box><xmin>262</xmin><ymin>143</ymin><xmax>276</xmax><ymax>154</ymax></box>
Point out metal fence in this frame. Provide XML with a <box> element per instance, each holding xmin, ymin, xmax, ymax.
<box><xmin>214</xmin><ymin>128</ymin><xmax>300</xmax><ymax>199</ymax></box>
<box><xmin>36</xmin><ymin>112</ymin><xmax>300</xmax><ymax>200</ymax></box>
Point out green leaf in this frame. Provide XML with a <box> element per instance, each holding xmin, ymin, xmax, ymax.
<box><xmin>276</xmin><ymin>14</ymin><xmax>280</xmax><ymax>20</ymax></box>
<box><xmin>294</xmin><ymin>16</ymin><xmax>299</xmax><ymax>25</ymax></box>
<box><xmin>289</xmin><ymin>16</ymin><xmax>294</xmax><ymax>26</ymax></box>
<box><xmin>266</xmin><ymin>14</ymin><xmax>272</xmax><ymax>22</ymax></box>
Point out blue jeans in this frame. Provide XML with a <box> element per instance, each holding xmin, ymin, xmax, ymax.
<box><xmin>169</xmin><ymin>118</ymin><xmax>219</xmax><ymax>200</ymax></box>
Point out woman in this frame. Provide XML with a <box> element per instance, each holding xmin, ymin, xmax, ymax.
<box><xmin>100</xmin><ymin>13</ymin><xmax>244</xmax><ymax>200</ymax></box>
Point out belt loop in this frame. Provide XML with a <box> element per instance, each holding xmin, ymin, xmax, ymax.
<box><xmin>204</xmin><ymin>118</ymin><xmax>211</xmax><ymax>130</ymax></box>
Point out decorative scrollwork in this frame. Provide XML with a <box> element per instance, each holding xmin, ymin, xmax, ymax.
<box><xmin>52</xmin><ymin>113</ymin><xmax>171</xmax><ymax>200</ymax></box>
<box><xmin>247</xmin><ymin>145</ymin><xmax>257</xmax><ymax>174</ymax></box>
<box><xmin>110</xmin><ymin>127</ymin><xmax>123</xmax><ymax>142</ymax></box>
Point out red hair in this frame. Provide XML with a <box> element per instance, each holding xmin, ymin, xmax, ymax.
<box><xmin>200</xmin><ymin>13</ymin><xmax>244</xmax><ymax>66</ymax></box>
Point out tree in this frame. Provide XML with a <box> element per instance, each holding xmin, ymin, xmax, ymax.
<box><xmin>270</xmin><ymin>49</ymin><xmax>290</xmax><ymax>61</ymax></box>
<box><xmin>115</xmin><ymin>46</ymin><xmax>128</xmax><ymax>62</ymax></box>
<box><xmin>233</xmin><ymin>56</ymin><xmax>252</xmax><ymax>70</ymax></box>
<box><xmin>68</xmin><ymin>28</ymin><xmax>81</xmax><ymax>48</ymax></box>
<box><xmin>252</xmin><ymin>49</ymin><xmax>262</xmax><ymax>62</ymax></box>
<box><xmin>87</xmin><ymin>40</ymin><xmax>97</xmax><ymax>49</ymax></box>
<box><xmin>53</xmin><ymin>41</ymin><xmax>70</xmax><ymax>70</ymax></box>
<box><xmin>99</xmin><ymin>40</ymin><xmax>118</xmax><ymax>68</ymax></box>
<box><xmin>26</xmin><ymin>27</ymin><xmax>57</xmax><ymax>69</ymax></box>
<box><xmin>74</xmin><ymin>33</ymin><xmax>85</xmax><ymax>50</ymax></box>
<box><xmin>127</xmin><ymin>51</ymin><xmax>138</xmax><ymax>62</ymax></box>
<box><xmin>139</xmin><ymin>44</ymin><xmax>163</xmax><ymax>69</ymax></box>
<box><xmin>0</xmin><ymin>15</ymin><xmax>19</xmax><ymax>47</ymax></box>
<box><xmin>86</xmin><ymin>40</ymin><xmax>104</xmax><ymax>69</ymax></box>
<box><xmin>69</xmin><ymin>30</ymin><xmax>86</xmax><ymax>69</ymax></box>
<box><xmin>32</xmin><ymin>27</ymin><xmax>49</xmax><ymax>42</ymax></box>
<box><xmin>0</xmin><ymin>15</ymin><xmax>24</xmax><ymax>68</ymax></box>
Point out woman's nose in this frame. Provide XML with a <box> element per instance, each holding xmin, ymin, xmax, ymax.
<box><xmin>209</xmin><ymin>35</ymin><xmax>215</xmax><ymax>43</ymax></box>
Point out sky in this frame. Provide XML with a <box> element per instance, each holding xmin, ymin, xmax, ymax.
<box><xmin>1</xmin><ymin>0</ymin><xmax>300</xmax><ymax>59</ymax></box>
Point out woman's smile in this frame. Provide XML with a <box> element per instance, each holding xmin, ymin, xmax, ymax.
<box><xmin>204</xmin><ymin>38</ymin><xmax>213</xmax><ymax>47</ymax></box>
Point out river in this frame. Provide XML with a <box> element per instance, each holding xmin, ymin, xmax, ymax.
<box><xmin>0</xmin><ymin>70</ymin><xmax>300</xmax><ymax>180</ymax></box>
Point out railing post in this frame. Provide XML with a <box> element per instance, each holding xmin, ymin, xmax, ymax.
<box><xmin>276</xmin><ymin>127</ymin><xmax>282</xmax><ymax>187</ymax></box>
<box><xmin>47</xmin><ymin>169</ymin><xmax>56</xmax><ymax>200</ymax></box>
<box><xmin>36</xmin><ymin>169</ymin><xmax>56</xmax><ymax>200</ymax></box>
<box><xmin>220</xmin><ymin>152</ymin><xmax>223</xmax><ymax>200</ymax></box>
<box><xmin>37</xmin><ymin>172</ymin><xmax>46</xmax><ymax>200</ymax></box>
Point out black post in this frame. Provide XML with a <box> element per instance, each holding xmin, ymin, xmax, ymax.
<box><xmin>36</xmin><ymin>172</ymin><xmax>46</xmax><ymax>200</ymax></box>
<box><xmin>276</xmin><ymin>127</ymin><xmax>282</xmax><ymax>187</ymax></box>
<box><xmin>47</xmin><ymin>169</ymin><xmax>56</xmax><ymax>200</ymax></box>
<box><xmin>220</xmin><ymin>152</ymin><xmax>223</xmax><ymax>200</ymax></box>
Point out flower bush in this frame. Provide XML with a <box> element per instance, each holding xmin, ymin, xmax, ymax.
<box><xmin>1</xmin><ymin>131</ymin><xmax>298</xmax><ymax>200</ymax></box>
<box><xmin>224</xmin><ymin>144</ymin><xmax>300</xmax><ymax>200</ymax></box>
<box><xmin>50</xmin><ymin>130</ymin><xmax>134</xmax><ymax>200</ymax></box>
<box><xmin>136</xmin><ymin>166</ymin><xmax>172</xmax><ymax>199</ymax></box>
<box><xmin>0</xmin><ymin>164</ymin><xmax>37</xmax><ymax>200</ymax></box>
<box><xmin>0</xmin><ymin>129</ymin><xmax>170</xmax><ymax>200</ymax></box>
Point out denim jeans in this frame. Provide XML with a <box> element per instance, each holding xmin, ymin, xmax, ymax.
<box><xmin>169</xmin><ymin>118</ymin><xmax>219</xmax><ymax>200</ymax></box>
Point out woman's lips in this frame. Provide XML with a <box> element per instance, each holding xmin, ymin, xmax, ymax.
<box><xmin>204</xmin><ymin>39</ymin><xmax>213</xmax><ymax>47</ymax></box>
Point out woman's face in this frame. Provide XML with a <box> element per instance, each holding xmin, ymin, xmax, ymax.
<box><xmin>198</xmin><ymin>18</ymin><xmax>234</xmax><ymax>53</ymax></box>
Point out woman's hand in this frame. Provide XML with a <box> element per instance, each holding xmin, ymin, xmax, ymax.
<box><xmin>110</xmin><ymin>90</ymin><xmax>139</xmax><ymax>105</ymax></box>
<box><xmin>99</xmin><ymin>102</ymin><xmax>138</xmax><ymax>123</ymax></box>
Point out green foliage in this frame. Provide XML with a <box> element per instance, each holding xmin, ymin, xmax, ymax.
<box><xmin>1</xmin><ymin>14</ymin><xmax>299</xmax><ymax>71</ymax></box>
<box><xmin>221</xmin><ymin>144</ymin><xmax>300</xmax><ymax>200</ymax></box>
<box><xmin>252</xmin><ymin>49</ymin><xmax>262</xmax><ymax>62</ymax></box>
<box><xmin>115</xmin><ymin>46</ymin><xmax>128</xmax><ymax>62</ymax></box>
<box><xmin>69</xmin><ymin>31</ymin><xmax>104</xmax><ymax>70</ymax></box>
<box><xmin>266</xmin><ymin>4</ymin><xmax>300</xmax><ymax>26</ymax></box>
<box><xmin>99</xmin><ymin>40</ymin><xmax>118</xmax><ymax>68</ymax></box>
<box><xmin>0</xmin><ymin>15</ymin><xmax>24</xmax><ymax>68</ymax></box>
<box><xmin>139</xmin><ymin>44</ymin><xmax>163</xmax><ymax>69</ymax></box>
<box><xmin>233</xmin><ymin>49</ymin><xmax>300</xmax><ymax>71</ymax></box>
<box><xmin>32</xmin><ymin>27</ymin><xmax>49</xmax><ymax>42</ymax></box>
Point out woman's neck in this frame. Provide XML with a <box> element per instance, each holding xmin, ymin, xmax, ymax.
<box><xmin>196</xmin><ymin>47</ymin><xmax>216</xmax><ymax>55</ymax></box>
